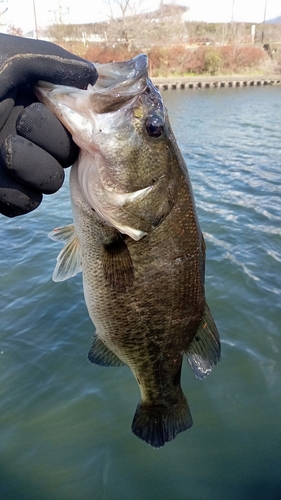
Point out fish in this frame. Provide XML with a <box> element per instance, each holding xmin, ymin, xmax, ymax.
<box><xmin>34</xmin><ymin>54</ymin><xmax>220</xmax><ymax>448</ymax></box>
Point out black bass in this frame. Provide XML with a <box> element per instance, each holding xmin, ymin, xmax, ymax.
<box><xmin>35</xmin><ymin>55</ymin><xmax>220</xmax><ymax>448</ymax></box>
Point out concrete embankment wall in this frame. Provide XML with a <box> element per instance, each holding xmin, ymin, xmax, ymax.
<box><xmin>152</xmin><ymin>75</ymin><xmax>281</xmax><ymax>90</ymax></box>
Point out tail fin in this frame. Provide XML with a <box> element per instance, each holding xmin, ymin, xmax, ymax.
<box><xmin>131</xmin><ymin>397</ymin><xmax>193</xmax><ymax>448</ymax></box>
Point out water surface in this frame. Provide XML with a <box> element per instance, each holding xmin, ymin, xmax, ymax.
<box><xmin>0</xmin><ymin>85</ymin><xmax>280</xmax><ymax>500</ymax></box>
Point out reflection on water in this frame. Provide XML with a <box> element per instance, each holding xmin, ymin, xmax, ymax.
<box><xmin>0</xmin><ymin>86</ymin><xmax>281</xmax><ymax>500</ymax></box>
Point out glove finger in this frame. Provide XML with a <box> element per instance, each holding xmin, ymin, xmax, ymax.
<box><xmin>0</xmin><ymin>105</ymin><xmax>22</xmax><ymax>147</ymax></box>
<box><xmin>0</xmin><ymin>86</ymin><xmax>34</xmax><ymax>145</ymax></box>
<box><xmin>1</xmin><ymin>135</ymin><xmax>65</xmax><ymax>194</ymax></box>
<box><xmin>0</xmin><ymin>35</ymin><xmax>97</xmax><ymax>99</ymax></box>
<box><xmin>0</xmin><ymin>88</ymin><xmax>17</xmax><ymax>130</ymax></box>
<box><xmin>17</xmin><ymin>103</ymin><xmax>79</xmax><ymax>168</ymax></box>
<box><xmin>0</xmin><ymin>163</ymin><xmax>42</xmax><ymax>217</ymax></box>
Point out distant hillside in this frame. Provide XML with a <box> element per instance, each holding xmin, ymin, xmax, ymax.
<box><xmin>266</xmin><ymin>15</ymin><xmax>281</xmax><ymax>23</ymax></box>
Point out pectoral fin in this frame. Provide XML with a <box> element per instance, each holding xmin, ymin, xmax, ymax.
<box><xmin>185</xmin><ymin>303</ymin><xmax>221</xmax><ymax>379</ymax></box>
<box><xmin>87</xmin><ymin>334</ymin><xmax>125</xmax><ymax>367</ymax></box>
<box><xmin>48</xmin><ymin>224</ymin><xmax>77</xmax><ymax>244</ymax></box>
<box><xmin>102</xmin><ymin>233</ymin><xmax>133</xmax><ymax>292</ymax></box>
<box><xmin>48</xmin><ymin>225</ymin><xmax>82</xmax><ymax>282</ymax></box>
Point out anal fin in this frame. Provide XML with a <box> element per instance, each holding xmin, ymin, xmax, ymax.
<box><xmin>87</xmin><ymin>334</ymin><xmax>125</xmax><ymax>367</ymax></box>
<box><xmin>186</xmin><ymin>303</ymin><xmax>221</xmax><ymax>379</ymax></box>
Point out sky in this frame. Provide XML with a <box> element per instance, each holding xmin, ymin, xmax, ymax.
<box><xmin>0</xmin><ymin>0</ymin><xmax>280</xmax><ymax>35</ymax></box>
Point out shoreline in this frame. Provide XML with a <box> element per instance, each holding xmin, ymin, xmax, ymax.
<box><xmin>151</xmin><ymin>74</ymin><xmax>281</xmax><ymax>90</ymax></box>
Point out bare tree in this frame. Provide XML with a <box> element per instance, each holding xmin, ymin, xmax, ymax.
<box><xmin>47</xmin><ymin>3</ymin><xmax>72</xmax><ymax>48</ymax></box>
<box><xmin>105</xmin><ymin>0</ymin><xmax>145</xmax><ymax>20</ymax></box>
<box><xmin>7</xmin><ymin>24</ymin><xmax>23</xmax><ymax>36</ymax></box>
<box><xmin>103</xmin><ymin>0</ymin><xmax>188</xmax><ymax>50</ymax></box>
<box><xmin>104</xmin><ymin>0</ymin><xmax>147</xmax><ymax>50</ymax></box>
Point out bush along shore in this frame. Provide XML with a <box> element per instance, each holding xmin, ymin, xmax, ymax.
<box><xmin>83</xmin><ymin>43</ymin><xmax>280</xmax><ymax>78</ymax></box>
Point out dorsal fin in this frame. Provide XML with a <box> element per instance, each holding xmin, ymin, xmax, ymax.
<box><xmin>48</xmin><ymin>225</ymin><xmax>82</xmax><ymax>282</ymax></box>
<box><xmin>185</xmin><ymin>303</ymin><xmax>221</xmax><ymax>379</ymax></box>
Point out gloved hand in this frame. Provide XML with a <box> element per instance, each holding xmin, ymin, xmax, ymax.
<box><xmin>0</xmin><ymin>33</ymin><xmax>98</xmax><ymax>217</ymax></box>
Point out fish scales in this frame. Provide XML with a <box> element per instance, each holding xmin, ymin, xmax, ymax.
<box><xmin>35</xmin><ymin>54</ymin><xmax>220</xmax><ymax>448</ymax></box>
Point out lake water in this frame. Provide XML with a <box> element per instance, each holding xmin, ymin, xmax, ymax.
<box><xmin>0</xmin><ymin>85</ymin><xmax>280</xmax><ymax>500</ymax></box>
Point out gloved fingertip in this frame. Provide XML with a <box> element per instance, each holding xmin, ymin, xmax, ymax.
<box><xmin>16</xmin><ymin>103</ymin><xmax>79</xmax><ymax>168</ymax></box>
<box><xmin>0</xmin><ymin>165</ymin><xmax>43</xmax><ymax>217</ymax></box>
<box><xmin>2</xmin><ymin>135</ymin><xmax>65</xmax><ymax>194</ymax></box>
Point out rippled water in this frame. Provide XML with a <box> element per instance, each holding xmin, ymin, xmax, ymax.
<box><xmin>0</xmin><ymin>86</ymin><xmax>280</xmax><ymax>500</ymax></box>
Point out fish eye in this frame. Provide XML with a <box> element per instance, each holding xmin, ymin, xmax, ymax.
<box><xmin>145</xmin><ymin>114</ymin><xmax>164</xmax><ymax>138</ymax></box>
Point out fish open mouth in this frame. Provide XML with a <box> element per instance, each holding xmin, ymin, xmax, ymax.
<box><xmin>34</xmin><ymin>54</ymin><xmax>167</xmax><ymax>241</ymax></box>
<box><xmin>35</xmin><ymin>54</ymin><xmax>150</xmax><ymax>114</ymax></box>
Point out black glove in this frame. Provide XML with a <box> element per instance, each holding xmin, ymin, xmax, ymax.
<box><xmin>0</xmin><ymin>33</ymin><xmax>98</xmax><ymax>217</ymax></box>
